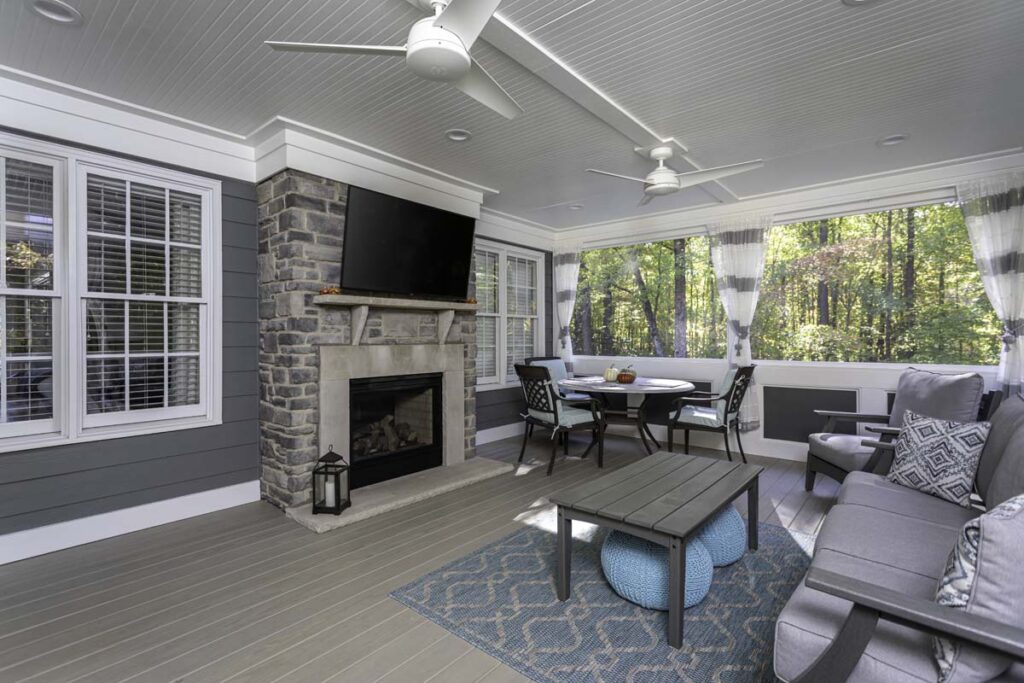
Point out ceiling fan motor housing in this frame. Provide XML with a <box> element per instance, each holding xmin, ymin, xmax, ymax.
<box><xmin>406</xmin><ymin>17</ymin><xmax>471</xmax><ymax>82</ymax></box>
<box><xmin>644</xmin><ymin>167</ymin><xmax>681</xmax><ymax>195</ymax></box>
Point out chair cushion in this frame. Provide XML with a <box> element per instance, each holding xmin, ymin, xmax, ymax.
<box><xmin>528</xmin><ymin>358</ymin><xmax>567</xmax><ymax>383</ymax></box>
<box><xmin>775</xmin><ymin>549</ymin><xmax>940</xmax><ymax>683</ymax></box>
<box><xmin>814</xmin><ymin>504</ymin><xmax>958</xmax><ymax>580</ymax></box>
<box><xmin>716</xmin><ymin>367</ymin><xmax>737</xmax><ymax>423</ymax></box>
<box><xmin>984</xmin><ymin>415</ymin><xmax>1024</xmax><ymax>508</ymax></box>
<box><xmin>809</xmin><ymin>433</ymin><xmax>874</xmax><ymax>472</ymax></box>
<box><xmin>978</xmin><ymin>394</ymin><xmax>1024</xmax><ymax>504</ymax></box>
<box><xmin>886</xmin><ymin>411</ymin><xmax>991</xmax><ymax>508</ymax></box>
<box><xmin>528</xmin><ymin>404</ymin><xmax>595</xmax><ymax>428</ymax></box>
<box><xmin>935</xmin><ymin>494</ymin><xmax>1024</xmax><ymax>682</ymax></box>
<box><xmin>560</xmin><ymin>390</ymin><xmax>592</xmax><ymax>401</ymax></box>
<box><xmin>674</xmin><ymin>405</ymin><xmax>722</xmax><ymax>429</ymax></box>
<box><xmin>838</xmin><ymin>472</ymin><xmax>981</xmax><ymax>530</ymax></box>
<box><xmin>889</xmin><ymin>368</ymin><xmax>985</xmax><ymax>428</ymax></box>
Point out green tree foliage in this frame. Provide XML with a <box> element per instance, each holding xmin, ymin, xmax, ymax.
<box><xmin>571</xmin><ymin>203</ymin><xmax>1000</xmax><ymax>365</ymax></box>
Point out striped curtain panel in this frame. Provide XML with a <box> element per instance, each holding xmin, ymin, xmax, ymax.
<box><xmin>708</xmin><ymin>214</ymin><xmax>774</xmax><ymax>431</ymax></box>
<box><xmin>959</xmin><ymin>173</ymin><xmax>1024</xmax><ymax>397</ymax></box>
<box><xmin>553</xmin><ymin>247</ymin><xmax>582</xmax><ymax>371</ymax></box>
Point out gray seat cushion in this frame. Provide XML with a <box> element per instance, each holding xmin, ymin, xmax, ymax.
<box><xmin>809</xmin><ymin>433</ymin><xmax>874</xmax><ymax>471</ymax></box>
<box><xmin>675</xmin><ymin>404</ymin><xmax>721</xmax><ymax>428</ymax></box>
<box><xmin>888</xmin><ymin>368</ymin><xmax>985</xmax><ymax>428</ymax></box>
<box><xmin>979</xmin><ymin>394</ymin><xmax>1024</xmax><ymax>505</ymax></box>
<box><xmin>838</xmin><ymin>472</ymin><xmax>982</xmax><ymax>530</ymax></box>
<box><xmin>775</xmin><ymin>550</ymin><xmax>940</xmax><ymax>682</ymax></box>
<box><xmin>777</xmin><ymin>504</ymin><xmax>962</xmax><ymax>682</ymax></box>
<box><xmin>814</xmin><ymin>504</ymin><xmax>958</xmax><ymax>579</ymax></box>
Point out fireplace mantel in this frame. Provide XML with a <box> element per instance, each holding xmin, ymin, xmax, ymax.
<box><xmin>313</xmin><ymin>294</ymin><xmax>477</xmax><ymax>346</ymax></box>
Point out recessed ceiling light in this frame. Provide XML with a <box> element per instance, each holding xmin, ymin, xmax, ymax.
<box><xmin>877</xmin><ymin>133</ymin><xmax>909</xmax><ymax>147</ymax></box>
<box><xmin>27</xmin><ymin>0</ymin><xmax>83</xmax><ymax>25</ymax></box>
<box><xmin>568</xmin><ymin>204</ymin><xmax>584</xmax><ymax>211</ymax></box>
<box><xmin>445</xmin><ymin>129</ymin><xmax>471</xmax><ymax>142</ymax></box>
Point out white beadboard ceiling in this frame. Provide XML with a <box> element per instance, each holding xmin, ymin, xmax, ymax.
<box><xmin>1</xmin><ymin>0</ymin><xmax>1022</xmax><ymax>229</ymax></box>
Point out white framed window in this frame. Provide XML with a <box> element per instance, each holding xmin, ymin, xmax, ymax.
<box><xmin>474</xmin><ymin>240</ymin><xmax>545</xmax><ymax>387</ymax></box>
<box><xmin>0</xmin><ymin>134</ymin><xmax>221</xmax><ymax>453</ymax></box>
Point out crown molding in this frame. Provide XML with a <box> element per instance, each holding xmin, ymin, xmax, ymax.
<box><xmin>476</xmin><ymin>208</ymin><xmax>556</xmax><ymax>250</ymax></box>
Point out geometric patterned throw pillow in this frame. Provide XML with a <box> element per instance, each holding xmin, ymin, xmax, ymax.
<box><xmin>886</xmin><ymin>410</ymin><xmax>991</xmax><ymax>508</ymax></box>
<box><xmin>934</xmin><ymin>493</ymin><xmax>1024</xmax><ymax>682</ymax></box>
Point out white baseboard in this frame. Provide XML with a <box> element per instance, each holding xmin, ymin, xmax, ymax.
<box><xmin>476</xmin><ymin>422</ymin><xmax>525</xmax><ymax>445</ymax></box>
<box><xmin>0</xmin><ymin>480</ymin><xmax>261</xmax><ymax>565</ymax></box>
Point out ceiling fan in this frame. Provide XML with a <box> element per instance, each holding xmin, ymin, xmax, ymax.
<box><xmin>265</xmin><ymin>0</ymin><xmax>523</xmax><ymax>119</ymax></box>
<box><xmin>588</xmin><ymin>147</ymin><xmax>764</xmax><ymax>206</ymax></box>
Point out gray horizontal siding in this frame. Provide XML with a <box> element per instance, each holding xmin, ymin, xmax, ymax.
<box><xmin>0</xmin><ymin>149</ymin><xmax>259</xmax><ymax>535</ymax></box>
<box><xmin>762</xmin><ymin>386</ymin><xmax>858</xmax><ymax>443</ymax></box>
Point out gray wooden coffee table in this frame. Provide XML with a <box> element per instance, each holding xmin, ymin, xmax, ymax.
<box><xmin>549</xmin><ymin>451</ymin><xmax>763</xmax><ymax>648</ymax></box>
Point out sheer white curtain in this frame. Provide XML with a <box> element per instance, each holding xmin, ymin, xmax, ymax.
<box><xmin>553</xmin><ymin>245</ymin><xmax>582</xmax><ymax>372</ymax></box>
<box><xmin>959</xmin><ymin>172</ymin><xmax>1024</xmax><ymax>397</ymax></box>
<box><xmin>708</xmin><ymin>213</ymin><xmax>774</xmax><ymax>431</ymax></box>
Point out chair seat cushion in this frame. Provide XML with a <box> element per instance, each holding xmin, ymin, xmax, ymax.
<box><xmin>839</xmin><ymin>472</ymin><xmax>982</xmax><ymax>530</ymax></box>
<box><xmin>560</xmin><ymin>391</ymin><xmax>592</xmax><ymax>401</ymax></box>
<box><xmin>814</xmin><ymin>504</ymin><xmax>958</xmax><ymax>579</ymax></box>
<box><xmin>809</xmin><ymin>433</ymin><xmax>874</xmax><ymax>472</ymax></box>
<box><xmin>674</xmin><ymin>405</ymin><xmax>722</xmax><ymax>428</ymax></box>
<box><xmin>775</xmin><ymin>551</ymin><xmax>940</xmax><ymax>682</ymax></box>
<box><xmin>528</xmin><ymin>405</ymin><xmax>595</xmax><ymax>428</ymax></box>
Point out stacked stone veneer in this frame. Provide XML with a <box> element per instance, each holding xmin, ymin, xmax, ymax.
<box><xmin>257</xmin><ymin>169</ymin><xmax>477</xmax><ymax>509</ymax></box>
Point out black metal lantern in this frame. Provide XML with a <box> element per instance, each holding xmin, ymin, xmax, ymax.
<box><xmin>312</xmin><ymin>446</ymin><xmax>350</xmax><ymax>515</ymax></box>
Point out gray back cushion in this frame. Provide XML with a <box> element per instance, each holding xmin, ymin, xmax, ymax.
<box><xmin>978</xmin><ymin>394</ymin><xmax>1024</xmax><ymax>504</ymax></box>
<box><xmin>986</xmin><ymin>425</ymin><xmax>1024</xmax><ymax>508</ymax></box>
<box><xmin>888</xmin><ymin>368</ymin><xmax>985</xmax><ymax>428</ymax></box>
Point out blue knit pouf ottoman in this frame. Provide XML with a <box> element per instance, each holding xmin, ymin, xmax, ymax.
<box><xmin>600</xmin><ymin>530</ymin><xmax>713</xmax><ymax>611</ymax></box>
<box><xmin>697</xmin><ymin>506</ymin><xmax>747</xmax><ymax>567</ymax></box>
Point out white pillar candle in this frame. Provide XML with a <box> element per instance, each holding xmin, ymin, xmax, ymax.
<box><xmin>323</xmin><ymin>478</ymin><xmax>335</xmax><ymax>507</ymax></box>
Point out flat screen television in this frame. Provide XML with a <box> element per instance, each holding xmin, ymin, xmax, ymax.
<box><xmin>340</xmin><ymin>186</ymin><xmax>476</xmax><ymax>301</ymax></box>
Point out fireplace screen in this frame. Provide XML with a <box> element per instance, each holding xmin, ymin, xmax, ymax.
<box><xmin>349</xmin><ymin>373</ymin><xmax>443</xmax><ymax>489</ymax></box>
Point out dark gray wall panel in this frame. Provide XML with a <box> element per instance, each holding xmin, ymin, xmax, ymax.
<box><xmin>763</xmin><ymin>386</ymin><xmax>858</xmax><ymax>443</ymax></box>
<box><xmin>0</xmin><ymin>133</ymin><xmax>259</xmax><ymax>535</ymax></box>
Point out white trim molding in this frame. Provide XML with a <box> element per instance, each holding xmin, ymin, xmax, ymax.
<box><xmin>0</xmin><ymin>480</ymin><xmax>261</xmax><ymax>565</ymax></box>
<box><xmin>476</xmin><ymin>422</ymin><xmax>526</xmax><ymax>446</ymax></box>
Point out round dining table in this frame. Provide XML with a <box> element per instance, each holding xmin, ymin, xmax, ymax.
<box><xmin>558</xmin><ymin>376</ymin><xmax>696</xmax><ymax>454</ymax></box>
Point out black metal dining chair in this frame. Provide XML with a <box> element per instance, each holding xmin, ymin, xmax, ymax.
<box><xmin>666</xmin><ymin>365</ymin><xmax>756</xmax><ymax>464</ymax></box>
<box><xmin>514</xmin><ymin>363</ymin><xmax>606</xmax><ymax>475</ymax></box>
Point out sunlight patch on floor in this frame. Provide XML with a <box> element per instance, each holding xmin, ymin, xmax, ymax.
<box><xmin>515</xmin><ymin>503</ymin><xmax>600</xmax><ymax>542</ymax></box>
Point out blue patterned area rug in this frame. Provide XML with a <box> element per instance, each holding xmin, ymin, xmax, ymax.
<box><xmin>390</xmin><ymin>521</ymin><xmax>813</xmax><ymax>682</ymax></box>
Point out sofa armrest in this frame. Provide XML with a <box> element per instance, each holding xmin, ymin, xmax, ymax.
<box><xmin>859</xmin><ymin>438</ymin><xmax>896</xmax><ymax>452</ymax></box>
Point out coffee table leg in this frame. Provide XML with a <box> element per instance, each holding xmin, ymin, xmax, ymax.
<box><xmin>747</xmin><ymin>477</ymin><xmax>759</xmax><ymax>551</ymax></box>
<box><xmin>556</xmin><ymin>507</ymin><xmax>572</xmax><ymax>601</ymax></box>
<box><xmin>668</xmin><ymin>535</ymin><xmax>685</xmax><ymax>648</ymax></box>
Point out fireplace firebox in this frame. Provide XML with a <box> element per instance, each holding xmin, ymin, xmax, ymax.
<box><xmin>349</xmin><ymin>373</ymin><xmax>443</xmax><ymax>489</ymax></box>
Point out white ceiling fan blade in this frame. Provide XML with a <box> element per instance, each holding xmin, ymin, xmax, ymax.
<box><xmin>434</xmin><ymin>0</ymin><xmax>502</xmax><ymax>50</ymax></box>
<box><xmin>265</xmin><ymin>41</ymin><xmax>406</xmax><ymax>56</ymax></box>
<box><xmin>638</xmin><ymin>194</ymin><xmax>654</xmax><ymax>207</ymax></box>
<box><xmin>586</xmin><ymin>169</ymin><xmax>647</xmax><ymax>184</ymax></box>
<box><xmin>675</xmin><ymin>159</ymin><xmax>764</xmax><ymax>188</ymax></box>
<box><xmin>453</xmin><ymin>59</ymin><xmax>523</xmax><ymax>119</ymax></box>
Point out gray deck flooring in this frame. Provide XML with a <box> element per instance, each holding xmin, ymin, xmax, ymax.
<box><xmin>0</xmin><ymin>434</ymin><xmax>837</xmax><ymax>682</ymax></box>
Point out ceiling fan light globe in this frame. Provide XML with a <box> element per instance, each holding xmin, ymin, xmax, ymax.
<box><xmin>644</xmin><ymin>167</ymin><xmax>681</xmax><ymax>195</ymax></box>
<box><xmin>406</xmin><ymin>18</ymin><xmax>471</xmax><ymax>81</ymax></box>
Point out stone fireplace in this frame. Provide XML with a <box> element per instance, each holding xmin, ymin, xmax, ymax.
<box><xmin>257</xmin><ymin>170</ymin><xmax>477</xmax><ymax>509</ymax></box>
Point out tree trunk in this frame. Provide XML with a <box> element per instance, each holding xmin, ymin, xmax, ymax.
<box><xmin>601</xmin><ymin>281</ymin><xmax>614</xmax><ymax>355</ymax></box>
<box><xmin>883</xmin><ymin>210</ymin><xmax>894</xmax><ymax>359</ymax></box>
<box><xmin>673</xmin><ymin>239</ymin><xmax>688</xmax><ymax>358</ymax></box>
<box><xmin>629</xmin><ymin>247</ymin><xmax>667</xmax><ymax>357</ymax></box>
<box><xmin>817</xmin><ymin>219</ymin><xmax>830</xmax><ymax>326</ymax></box>
<box><xmin>902</xmin><ymin>206</ymin><xmax>916</xmax><ymax>357</ymax></box>
<box><xmin>577</xmin><ymin>261</ymin><xmax>593</xmax><ymax>355</ymax></box>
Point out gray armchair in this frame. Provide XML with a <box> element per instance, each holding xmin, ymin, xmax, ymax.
<box><xmin>805</xmin><ymin>368</ymin><xmax>987</xmax><ymax>492</ymax></box>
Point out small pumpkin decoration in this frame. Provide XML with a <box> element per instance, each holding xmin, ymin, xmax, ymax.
<box><xmin>617</xmin><ymin>365</ymin><xmax>638</xmax><ymax>384</ymax></box>
<box><xmin>603</xmin><ymin>364</ymin><xmax>620</xmax><ymax>382</ymax></box>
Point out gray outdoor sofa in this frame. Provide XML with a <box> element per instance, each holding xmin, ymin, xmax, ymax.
<box><xmin>775</xmin><ymin>393</ymin><xmax>1024</xmax><ymax>682</ymax></box>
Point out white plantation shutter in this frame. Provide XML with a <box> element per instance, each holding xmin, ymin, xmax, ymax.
<box><xmin>473</xmin><ymin>241</ymin><xmax>544</xmax><ymax>387</ymax></box>
<box><xmin>1</xmin><ymin>154</ymin><xmax>58</xmax><ymax>437</ymax></box>
<box><xmin>82</xmin><ymin>169</ymin><xmax>208</xmax><ymax>426</ymax></box>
